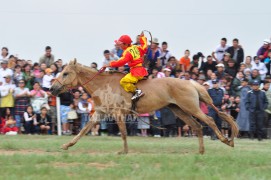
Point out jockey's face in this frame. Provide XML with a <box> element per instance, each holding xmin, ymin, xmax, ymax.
<box><xmin>119</xmin><ymin>43</ymin><xmax>129</xmax><ymax>50</ymax></box>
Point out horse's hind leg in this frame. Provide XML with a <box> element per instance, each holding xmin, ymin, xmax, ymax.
<box><xmin>62</xmin><ymin>112</ymin><xmax>98</xmax><ymax>150</ymax></box>
<box><xmin>168</xmin><ymin>105</ymin><xmax>204</xmax><ymax>154</ymax></box>
<box><xmin>115</xmin><ymin>113</ymin><xmax>128</xmax><ymax>154</ymax></box>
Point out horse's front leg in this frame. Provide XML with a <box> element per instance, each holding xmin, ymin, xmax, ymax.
<box><xmin>115</xmin><ymin>113</ymin><xmax>128</xmax><ymax>154</ymax></box>
<box><xmin>62</xmin><ymin>112</ymin><xmax>98</xmax><ymax>150</ymax></box>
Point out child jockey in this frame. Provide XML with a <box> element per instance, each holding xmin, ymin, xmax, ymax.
<box><xmin>103</xmin><ymin>32</ymin><xmax>148</xmax><ymax>100</ymax></box>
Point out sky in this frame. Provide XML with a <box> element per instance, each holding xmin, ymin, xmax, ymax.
<box><xmin>0</xmin><ymin>0</ymin><xmax>271</xmax><ymax>67</ymax></box>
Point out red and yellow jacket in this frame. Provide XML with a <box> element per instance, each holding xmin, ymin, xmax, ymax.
<box><xmin>110</xmin><ymin>36</ymin><xmax>148</xmax><ymax>77</ymax></box>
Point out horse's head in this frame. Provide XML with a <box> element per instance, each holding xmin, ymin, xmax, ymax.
<box><xmin>50</xmin><ymin>59</ymin><xmax>79</xmax><ymax>96</ymax></box>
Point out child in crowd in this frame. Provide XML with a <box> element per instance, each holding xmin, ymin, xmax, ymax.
<box><xmin>137</xmin><ymin>113</ymin><xmax>150</xmax><ymax>137</ymax></box>
<box><xmin>32</xmin><ymin>62</ymin><xmax>41</xmax><ymax>78</ymax></box>
<box><xmin>23</xmin><ymin>105</ymin><xmax>37</xmax><ymax>134</ymax></box>
<box><xmin>3</xmin><ymin>108</ymin><xmax>18</xmax><ymax>135</ymax></box>
<box><xmin>35</xmin><ymin>70</ymin><xmax>44</xmax><ymax>85</ymax></box>
<box><xmin>42</xmin><ymin>68</ymin><xmax>54</xmax><ymax>91</ymax></box>
<box><xmin>36</xmin><ymin>107</ymin><xmax>51</xmax><ymax>134</ymax></box>
<box><xmin>78</xmin><ymin>92</ymin><xmax>92</xmax><ymax>130</ymax></box>
<box><xmin>67</xmin><ymin>103</ymin><xmax>78</xmax><ymax>134</ymax></box>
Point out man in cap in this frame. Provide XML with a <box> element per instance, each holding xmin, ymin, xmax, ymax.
<box><xmin>207</xmin><ymin>79</ymin><xmax>224</xmax><ymax>140</ymax></box>
<box><xmin>215</xmin><ymin>63</ymin><xmax>227</xmax><ymax>80</ymax></box>
<box><xmin>0</xmin><ymin>60</ymin><xmax>13</xmax><ymax>84</ymax></box>
<box><xmin>103</xmin><ymin>32</ymin><xmax>148</xmax><ymax>100</ymax></box>
<box><xmin>245</xmin><ymin>80</ymin><xmax>268</xmax><ymax>141</ymax></box>
<box><xmin>146</xmin><ymin>37</ymin><xmax>160</xmax><ymax>73</ymax></box>
<box><xmin>257</xmin><ymin>39</ymin><xmax>270</xmax><ymax>61</ymax></box>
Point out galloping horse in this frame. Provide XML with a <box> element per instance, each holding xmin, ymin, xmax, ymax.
<box><xmin>50</xmin><ymin>59</ymin><xmax>239</xmax><ymax>154</ymax></box>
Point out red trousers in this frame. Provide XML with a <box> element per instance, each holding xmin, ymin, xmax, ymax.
<box><xmin>3</xmin><ymin>127</ymin><xmax>18</xmax><ymax>133</ymax></box>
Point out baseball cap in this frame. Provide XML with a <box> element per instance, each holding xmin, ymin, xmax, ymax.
<box><xmin>263</xmin><ymin>39</ymin><xmax>270</xmax><ymax>45</ymax></box>
<box><xmin>212</xmin><ymin>79</ymin><xmax>219</xmax><ymax>84</ymax></box>
<box><xmin>216</xmin><ymin>63</ymin><xmax>225</xmax><ymax>68</ymax></box>
<box><xmin>45</xmin><ymin>68</ymin><xmax>53</xmax><ymax>73</ymax></box>
<box><xmin>4</xmin><ymin>75</ymin><xmax>11</xmax><ymax>79</ymax></box>
<box><xmin>252</xmin><ymin>80</ymin><xmax>260</xmax><ymax>85</ymax></box>
<box><xmin>115</xmin><ymin>35</ymin><xmax>132</xmax><ymax>45</ymax></box>
<box><xmin>163</xmin><ymin>68</ymin><xmax>171</xmax><ymax>72</ymax></box>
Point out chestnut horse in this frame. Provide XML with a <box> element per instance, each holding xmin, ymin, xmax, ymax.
<box><xmin>51</xmin><ymin>59</ymin><xmax>238</xmax><ymax>154</ymax></box>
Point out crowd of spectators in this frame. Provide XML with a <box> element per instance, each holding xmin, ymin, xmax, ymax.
<box><xmin>0</xmin><ymin>36</ymin><xmax>271</xmax><ymax>141</ymax></box>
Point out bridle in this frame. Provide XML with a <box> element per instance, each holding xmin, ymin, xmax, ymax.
<box><xmin>54</xmin><ymin>67</ymin><xmax>106</xmax><ymax>93</ymax></box>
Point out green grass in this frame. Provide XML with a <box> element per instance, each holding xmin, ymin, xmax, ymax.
<box><xmin>0</xmin><ymin>135</ymin><xmax>271</xmax><ymax>180</ymax></box>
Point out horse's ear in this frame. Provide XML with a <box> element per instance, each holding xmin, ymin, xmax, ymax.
<box><xmin>69</xmin><ymin>58</ymin><xmax>77</xmax><ymax>65</ymax></box>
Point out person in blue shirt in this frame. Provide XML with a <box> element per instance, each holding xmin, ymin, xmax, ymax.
<box><xmin>208</xmin><ymin>79</ymin><xmax>224</xmax><ymax>140</ymax></box>
<box><xmin>245</xmin><ymin>80</ymin><xmax>268</xmax><ymax>141</ymax></box>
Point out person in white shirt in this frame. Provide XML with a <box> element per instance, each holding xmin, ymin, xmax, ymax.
<box><xmin>78</xmin><ymin>92</ymin><xmax>92</xmax><ymax>130</ymax></box>
<box><xmin>103</xmin><ymin>50</ymin><xmax>119</xmax><ymax>71</ymax></box>
<box><xmin>251</xmin><ymin>56</ymin><xmax>268</xmax><ymax>80</ymax></box>
<box><xmin>157</xmin><ymin>42</ymin><xmax>172</xmax><ymax>68</ymax></box>
<box><xmin>0</xmin><ymin>75</ymin><xmax>16</xmax><ymax>116</ymax></box>
<box><xmin>212</xmin><ymin>38</ymin><xmax>230</xmax><ymax>62</ymax></box>
<box><xmin>42</xmin><ymin>68</ymin><xmax>54</xmax><ymax>91</ymax></box>
<box><xmin>0</xmin><ymin>60</ymin><xmax>13</xmax><ymax>84</ymax></box>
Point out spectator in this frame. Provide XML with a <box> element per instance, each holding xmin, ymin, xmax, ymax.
<box><xmin>23</xmin><ymin>105</ymin><xmax>37</xmax><ymax>134</ymax></box>
<box><xmin>166</xmin><ymin>56</ymin><xmax>180</xmax><ymax>75</ymax></box>
<box><xmin>179</xmin><ymin>49</ymin><xmax>191</xmax><ymax>73</ymax></box>
<box><xmin>78</xmin><ymin>92</ymin><xmax>92</xmax><ymax>130</ymax></box>
<box><xmin>50</xmin><ymin>63</ymin><xmax>59</xmax><ymax>77</ymax></box>
<box><xmin>42</xmin><ymin>68</ymin><xmax>54</xmax><ymax>91</ymax></box>
<box><xmin>160</xmin><ymin>107</ymin><xmax>176</xmax><ymax>137</ymax></box>
<box><xmin>13</xmin><ymin>65</ymin><xmax>23</xmax><ymax>86</ymax></box>
<box><xmin>103</xmin><ymin>50</ymin><xmax>118</xmax><ymax>71</ymax></box>
<box><xmin>226</xmin><ymin>38</ymin><xmax>244</xmax><ymax>68</ymax></box>
<box><xmin>30</xmin><ymin>82</ymin><xmax>48</xmax><ymax>114</ymax></box>
<box><xmin>67</xmin><ymin>103</ymin><xmax>78</xmax><ymax>134</ymax></box>
<box><xmin>0</xmin><ymin>60</ymin><xmax>13</xmax><ymax>84</ymax></box>
<box><xmin>257</xmin><ymin>39</ymin><xmax>270</xmax><ymax>61</ymax></box>
<box><xmin>146</xmin><ymin>38</ymin><xmax>160</xmax><ymax>73</ymax></box>
<box><xmin>2</xmin><ymin>110</ymin><xmax>18</xmax><ymax>135</ymax></box>
<box><xmin>90</xmin><ymin>62</ymin><xmax>98</xmax><ymax>70</ymax></box>
<box><xmin>0</xmin><ymin>75</ymin><xmax>16</xmax><ymax>117</ymax></box>
<box><xmin>40</xmin><ymin>63</ymin><xmax>47</xmax><ymax>71</ymax></box>
<box><xmin>245</xmin><ymin>80</ymin><xmax>268</xmax><ymax>141</ymax></box>
<box><xmin>190</xmin><ymin>54</ymin><xmax>200</xmax><ymax>69</ymax></box>
<box><xmin>163</xmin><ymin>68</ymin><xmax>172</xmax><ymax>78</ymax></box>
<box><xmin>215</xmin><ymin>63</ymin><xmax>227</xmax><ymax>80</ymax></box>
<box><xmin>23</xmin><ymin>64</ymin><xmax>34</xmax><ymax>90</ymax></box>
<box><xmin>32</xmin><ymin>63</ymin><xmax>41</xmax><ymax>79</ymax></box>
<box><xmin>212</xmin><ymin>38</ymin><xmax>230</xmax><ymax>62</ymax></box>
<box><xmin>264</xmin><ymin>50</ymin><xmax>271</xmax><ymax>75</ymax></box>
<box><xmin>221</xmin><ymin>52</ymin><xmax>231</xmax><ymax>68</ymax></box>
<box><xmin>249</xmin><ymin>69</ymin><xmax>261</xmax><ymax>83</ymax></box>
<box><xmin>36</xmin><ymin>107</ymin><xmax>51</xmax><ymax>134</ymax></box>
<box><xmin>59</xmin><ymin>92</ymin><xmax>73</xmax><ymax>135</ymax></box>
<box><xmin>251</xmin><ymin>56</ymin><xmax>267</xmax><ymax>80</ymax></box>
<box><xmin>239</xmin><ymin>62</ymin><xmax>247</xmax><ymax>72</ymax></box>
<box><xmin>1</xmin><ymin>47</ymin><xmax>9</xmax><ymax>60</ymax></box>
<box><xmin>200</xmin><ymin>55</ymin><xmax>217</xmax><ymax>75</ymax></box>
<box><xmin>244</xmin><ymin>56</ymin><xmax>253</xmax><ymax>69</ymax></box>
<box><xmin>8</xmin><ymin>55</ymin><xmax>17</xmax><ymax>70</ymax></box>
<box><xmin>34</xmin><ymin>70</ymin><xmax>44</xmax><ymax>86</ymax></box>
<box><xmin>157</xmin><ymin>42</ymin><xmax>172</xmax><ymax>68</ymax></box>
<box><xmin>111</xmin><ymin>44</ymin><xmax>123</xmax><ymax>58</ymax></box>
<box><xmin>208</xmin><ymin>79</ymin><xmax>224</xmax><ymax>140</ymax></box>
<box><xmin>137</xmin><ymin>113</ymin><xmax>150</xmax><ymax>137</ymax></box>
<box><xmin>39</xmin><ymin>46</ymin><xmax>55</xmax><ymax>67</ymax></box>
<box><xmin>225</xmin><ymin>59</ymin><xmax>237</xmax><ymax>79</ymax></box>
<box><xmin>231</xmin><ymin>71</ymin><xmax>245</xmax><ymax>96</ymax></box>
<box><xmin>14</xmin><ymin>79</ymin><xmax>30</xmax><ymax>133</ymax></box>
<box><xmin>56</xmin><ymin>59</ymin><xmax>63</xmax><ymax>72</ymax></box>
<box><xmin>47</xmin><ymin>90</ymin><xmax>57</xmax><ymax>134</ymax></box>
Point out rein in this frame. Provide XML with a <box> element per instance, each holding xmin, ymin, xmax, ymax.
<box><xmin>55</xmin><ymin>67</ymin><xmax>106</xmax><ymax>93</ymax></box>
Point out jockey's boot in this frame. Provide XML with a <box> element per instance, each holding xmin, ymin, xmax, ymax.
<box><xmin>131</xmin><ymin>89</ymin><xmax>144</xmax><ymax>100</ymax></box>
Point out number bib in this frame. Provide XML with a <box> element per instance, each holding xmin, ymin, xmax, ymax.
<box><xmin>127</xmin><ymin>45</ymin><xmax>140</xmax><ymax>59</ymax></box>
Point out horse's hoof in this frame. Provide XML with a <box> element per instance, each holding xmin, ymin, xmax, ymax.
<box><xmin>199</xmin><ymin>150</ymin><xmax>205</xmax><ymax>155</ymax></box>
<box><xmin>228</xmin><ymin>140</ymin><xmax>234</xmax><ymax>147</ymax></box>
<box><xmin>62</xmin><ymin>144</ymin><xmax>69</xmax><ymax>150</ymax></box>
<box><xmin>117</xmin><ymin>150</ymin><xmax>128</xmax><ymax>155</ymax></box>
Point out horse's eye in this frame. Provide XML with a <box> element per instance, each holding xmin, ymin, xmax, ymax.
<box><xmin>63</xmin><ymin>73</ymin><xmax>68</xmax><ymax>77</ymax></box>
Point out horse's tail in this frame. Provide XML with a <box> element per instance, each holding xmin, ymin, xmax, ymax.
<box><xmin>190</xmin><ymin>80</ymin><xmax>239</xmax><ymax>138</ymax></box>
